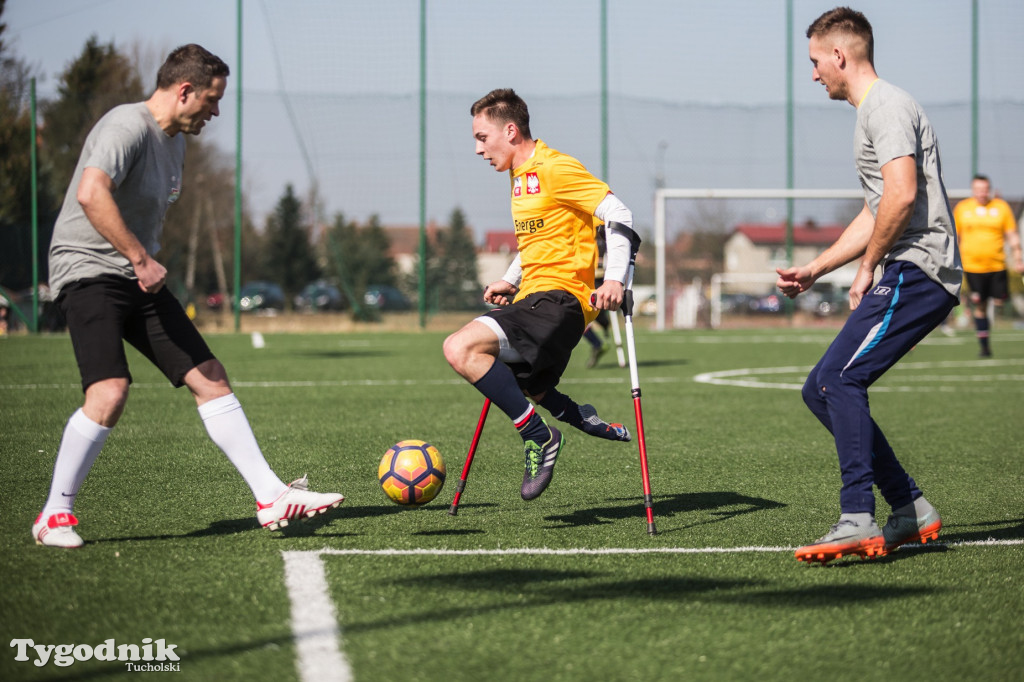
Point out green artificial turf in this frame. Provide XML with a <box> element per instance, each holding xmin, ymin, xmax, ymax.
<box><xmin>1</xmin><ymin>325</ymin><xmax>1021</xmax><ymax>680</ymax></box>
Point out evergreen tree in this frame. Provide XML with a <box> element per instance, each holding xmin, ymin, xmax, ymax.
<box><xmin>0</xmin><ymin>2</ymin><xmax>59</xmax><ymax>289</ymax></box>
<box><xmin>40</xmin><ymin>36</ymin><xmax>145</xmax><ymax>201</ymax></box>
<box><xmin>405</xmin><ymin>225</ymin><xmax>442</xmax><ymax>312</ymax></box>
<box><xmin>325</xmin><ymin>212</ymin><xmax>397</xmax><ymax>318</ymax></box>
<box><xmin>436</xmin><ymin>207</ymin><xmax>481</xmax><ymax>310</ymax></box>
<box><xmin>361</xmin><ymin>215</ymin><xmax>397</xmax><ymax>289</ymax></box>
<box><xmin>262</xmin><ymin>184</ymin><xmax>319</xmax><ymax>300</ymax></box>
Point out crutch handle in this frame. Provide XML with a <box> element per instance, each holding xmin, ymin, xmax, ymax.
<box><xmin>590</xmin><ymin>290</ymin><xmax>635</xmax><ymax>316</ymax></box>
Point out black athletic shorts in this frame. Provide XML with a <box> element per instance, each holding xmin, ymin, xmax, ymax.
<box><xmin>58</xmin><ymin>275</ymin><xmax>215</xmax><ymax>392</ymax></box>
<box><xmin>965</xmin><ymin>270</ymin><xmax>1009</xmax><ymax>303</ymax></box>
<box><xmin>484</xmin><ymin>290</ymin><xmax>586</xmax><ymax>395</ymax></box>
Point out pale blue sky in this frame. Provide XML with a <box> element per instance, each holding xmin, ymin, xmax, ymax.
<box><xmin>6</xmin><ymin>0</ymin><xmax>1024</xmax><ymax>234</ymax></box>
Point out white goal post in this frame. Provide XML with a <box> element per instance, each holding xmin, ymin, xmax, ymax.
<box><xmin>651</xmin><ymin>187</ymin><xmax>971</xmax><ymax>331</ymax></box>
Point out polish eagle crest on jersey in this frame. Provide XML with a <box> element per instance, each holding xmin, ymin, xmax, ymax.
<box><xmin>526</xmin><ymin>172</ymin><xmax>541</xmax><ymax>194</ymax></box>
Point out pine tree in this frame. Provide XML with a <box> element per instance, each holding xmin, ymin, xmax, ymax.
<box><xmin>263</xmin><ymin>184</ymin><xmax>319</xmax><ymax>300</ymax></box>
<box><xmin>437</xmin><ymin>208</ymin><xmax>481</xmax><ymax>310</ymax></box>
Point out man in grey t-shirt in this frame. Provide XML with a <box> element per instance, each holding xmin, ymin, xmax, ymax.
<box><xmin>775</xmin><ymin>7</ymin><xmax>961</xmax><ymax>565</ymax></box>
<box><xmin>35</xmin><ymin>44</ymin><xmax>344</xmax><ymax>548</ymax></box>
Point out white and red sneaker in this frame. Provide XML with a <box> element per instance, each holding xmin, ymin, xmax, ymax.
<box><xmin>256</xmin><ymin>476</ymin><xmax>344</xmax><ymax>531</ymax></box>
<box><xmin>33</xmin><ymin>512</ymin><xmax>84</xmax><ymax>548</ymax></box>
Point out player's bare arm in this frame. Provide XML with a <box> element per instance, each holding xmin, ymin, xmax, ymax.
<box><xmin>77</xmin><ymin>167</ymin><xmax>167</xmax><ymax>293</ymax></box>
<box><xmin>776</xmin><ymin>202</ymin><xmax>875</xmax><ymax>298</ymax></box>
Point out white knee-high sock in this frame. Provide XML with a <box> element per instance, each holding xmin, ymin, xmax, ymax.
<box><xmin>42</xmin><ymin>408</ymin><xmax>111</xmax><ymax>517</ymax></box>
<box><xmin>198</xmin><ymin>393</ymin><xmax>287</xmax><ymax>503</ymax></box>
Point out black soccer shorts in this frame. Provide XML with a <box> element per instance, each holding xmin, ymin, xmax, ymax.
<box><xmin>58</xmin><ymin>275</ymin><xmax>216</xmax><ymax>391</ymax></box>
<box><xmin>965</xmin><ymin>270</ymin><xmax>1009</xmax><ymax>304</ymax></box>
<box><xmin>483</xmin><ymin>290</ymin><xmax>586</xmax><ymax>396</ymax></box>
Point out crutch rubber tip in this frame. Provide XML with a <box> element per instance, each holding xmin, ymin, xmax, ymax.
<box><xmin>647</xmin><ymin>523</ymin><xmax>658</xmax><ymax>536</ymax></box>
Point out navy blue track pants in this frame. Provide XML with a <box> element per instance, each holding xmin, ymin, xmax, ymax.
<box><xmin>801</xmin><ymin>261</ymin><xmax>958</xmax><ymax>514</ymax></box>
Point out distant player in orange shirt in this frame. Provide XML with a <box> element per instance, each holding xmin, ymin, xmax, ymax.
<box><xmin>443</xmin><ymin>88</ymin><xmax>636</xmax><ymax>501</ymax></box>
<box><xmin>954</xmin><ymin>174</ymin><xmax>1023</xmax><ymax>357</ymax></box>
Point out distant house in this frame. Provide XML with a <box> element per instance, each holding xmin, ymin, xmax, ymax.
<box><xmin>478</xmin><ymin>231</ymin><xmax>518</xmax><ymax>285</ymax></box>
<box><xmin>380</xmin><ymin>226</ymin><xmax>516</xmax><ymax>289</ymax></box>
<box><xmin>723</xmin><ymin>221</ymin><xmax>857</xmax><ymax>293</ymax></box>
<box><xmin>383</xmin><ymin>224</ymin><xmax>440</xmax><ymax>276</ymax></box>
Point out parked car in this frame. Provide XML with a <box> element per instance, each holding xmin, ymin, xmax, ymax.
<box><xmin>294</xmin><ymin>280</ymin><xmax>345</xmax><ymax>312</ymax></box>
<box><xmin>238</xmin><ymin>281</ymin><xmax>285</xmax><ymax>312</ymax></box>
<box><xmin>750</xmin><ymin>292</ymin><xmax>782</xmax><ymax>314</ymax></box>
<box><xmin>796</xmin><ymin>286</ymin><xmax>848</xmax><ymax>317</ymax></box>
<box><xmin>363</xmin><ymin>285</ymin><xmax>411</xmax><ymax>311</ymax></box>
<box><xmin>206</xmin><ymin>292</ymin><xmax>226</xmax><ymax>310</ymax></box>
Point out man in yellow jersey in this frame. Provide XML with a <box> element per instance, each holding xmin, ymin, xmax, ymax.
<box><xmin>953</xmin><ymin>174</ymin><xmax>1023</xmax><ymax>357</ymax></box>
<box><xmin>443</xmin><ymin>88</ymin><xmax>636</xmax><ymax>501</ymax></box>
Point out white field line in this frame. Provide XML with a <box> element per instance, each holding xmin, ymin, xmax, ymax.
<box><xmin>282</xmin><ymin>539</ymin><xmax>1022</xmax><ymax>681</ymax></box>
<box><xmin>694</xmin><ymin>358</ymin><xmax>1024</xmax><ymax>392</ymax></box>
<box><xmin>282</xmin><ymin>551</ymin><xmax>352</xmax><ymax>682</ymax></box>
<box><xmin>0</xmin><ymin>376</ymin><xmax>680</xmax><ymax>391</ymax></box>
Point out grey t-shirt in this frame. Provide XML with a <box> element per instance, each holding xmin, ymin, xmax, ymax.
<box><xmin>48</xmin><ymin>102</ymin><xmax>186</xmax><ymax>296</ymax></box>
<box><xmin>854</xmin><ymin>79</ymin><xmax>962</xmax><ymax>297</ymax></box>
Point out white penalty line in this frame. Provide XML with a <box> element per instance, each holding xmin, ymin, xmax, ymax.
<box><xmin>282</xmin><ymin>538</ymin><xmax>1021</xmax><ymax>682</ymax></box>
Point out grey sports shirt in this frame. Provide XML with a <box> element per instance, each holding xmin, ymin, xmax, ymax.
<box><xmin>854</xmin><ymin>79</ymin><xmax>962</xmax><ymax>297</ymax></box>
<box><xmin>48</xmin><ymin>102</ymin><xmax>186</xmax><ymax>296</ymax></box>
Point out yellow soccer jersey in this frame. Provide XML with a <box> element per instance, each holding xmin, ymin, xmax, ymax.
<box><xmin>509</xmin><ymin>140</ymin><xmax>609</xmax><ymax>324</ymax></box>
<box><xmin>954</xmin><ymin>197</ymin><xmax>1018</xmax><ymax>273</ymax></box>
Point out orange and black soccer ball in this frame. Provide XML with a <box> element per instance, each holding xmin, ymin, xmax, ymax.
<box><xmin>378</xmin><ymin>440</ymin><xmax>446</xmax><ymax>506</ymax></box>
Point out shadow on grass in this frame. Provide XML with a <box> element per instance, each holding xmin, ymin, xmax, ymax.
<box><xmin>349</xmin><ymin>565</ymin><xmax>939</xmax><ymax>635</ymax></box>
<box><xmin>83</xmin><ymin>502</ymin><xmax>500</xmax><ymax>545</ymax></box>
<box><xmin>343</xmin><ymin>571</ymin><xmax>757</xmax><ymax>635</ymax></box>
<box><xmin>413</xmin><ymin>528</ymin><xmax>486</xmax><ymax>537</ymax></box>
<box><xmin>87</xmin><ymin>517</ymin><xmax>262</xmax><ymax>545</ymax></box>
<box><xmin>85</xmin><ymin>511</ymin><xmax>358</xmax><ymax>544</ymax></box>
<box><xmin>31</xmin><ymin>632</ymin><xmax>299</xmax><ymax>682</ymax></box>
<box><xmin>582</xmin><ymin>357</ymin><xmax>690</xmax><ymax>371</ymax></box>
<box><xmin>544</xmin><ymin>491</ymin><xmax>785</xmax><ymax>531</ymax></box>
<box><xmin>337</xmin><ymin>502</ymin><xmax>497</xmax><ymax>520</ymax></box>
<box><xmin>938</xmin><ymin>517</ymin><xmax>1024</xmax><ymax>543</ymax></box>
<box><xmin>715</xmin><ymin>582</ymin><xmax>940</xmax><ymax>606</ymax></box>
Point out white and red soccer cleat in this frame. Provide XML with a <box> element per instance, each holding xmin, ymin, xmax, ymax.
<box><xmin>256</xmin><ymin>476</ymin><xmax>344</xmax><ymax>531</ymax></box>
<box><xmin>33</xmin><ymin>512</ymin><xmax>84</xmax><ymax>548</ymax></box>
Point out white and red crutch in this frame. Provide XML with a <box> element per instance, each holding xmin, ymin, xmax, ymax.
<box><xmin>619</xmin><ymin>231</ymin><xmax>656</xmax><ymax>535</ymax></box>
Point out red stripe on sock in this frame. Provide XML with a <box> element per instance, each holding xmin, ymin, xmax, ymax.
<box><xmin>514</xmin><ymin>407</ymin><xmax>536</xmax><ymax>430</ymax></box>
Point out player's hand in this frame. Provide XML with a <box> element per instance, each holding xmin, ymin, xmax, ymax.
<box><xmin>775</xmin><ymin>266</ymin><xmax>815</xmax><ymax>299</ymax></box>
<box><xmin>591</xmin><ymin>280</ymin><xmax>624</xmax><ymax>311</ymax></box>
<box><xmin>483</xmin><ymin>280</ymin><xmax>517</xmax><ymax>307</ymax></box>
<box><xmin>848</xmin><ymin>265</ymin><xmax>874</xmax><ymax>311</ymax></box>
<box><xmin>134</xmin><ymin>256</ymin><xmax>167</xmax><ymax>293</ymax></box>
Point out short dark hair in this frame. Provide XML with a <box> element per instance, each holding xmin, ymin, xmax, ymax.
<box><xmin>972</xmin><ymin>173</ymin><xmax>990</xmax><ymax>183</ymax></box>
<box><xmin>806</xmin><ymin>7</ymin><xmax>874</xmax><ymax>65</ymax></box>
<box><xmin>470</xmin><ymin>88</ymin><xmax>532</xmax><ymax>139</ymax></box>
<box><xmin>155</xmin><ymin>44</ymin><xmax>229</xmax><ymax>91</ymax></box>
